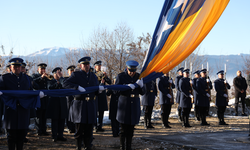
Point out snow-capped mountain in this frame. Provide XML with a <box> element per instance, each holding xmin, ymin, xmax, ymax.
<box><xmin>21</xmin><ymin>47</ymin><xmax>250</xmax><ymax>81</ymax></box>
<box><xmin>26</xmin><ymin>47</ymin><xmax>80</xmax><ymax>57</ymax></box>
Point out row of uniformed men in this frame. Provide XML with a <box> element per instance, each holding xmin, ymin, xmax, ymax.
<box><xmin>140</xmin><ymin>67</ymin><xmax>232</xmax><ymax>129</ymax></box>
<box><xmin>0</xmin><ymin>57</ymin><xmax>115</xmax><ymax>150</ymax></box>
<box><xmin>0</xmin><ymin>56</ymin><xmax>236</xmax><ymax>150</ymax></box>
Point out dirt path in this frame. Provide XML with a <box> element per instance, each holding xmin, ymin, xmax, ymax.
<box><xmin>0</xmin><ymin>116</ymin><xmax>249</xmax><ymax>150</ymax></box>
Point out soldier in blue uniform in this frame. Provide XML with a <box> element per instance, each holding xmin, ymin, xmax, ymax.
<box><xmin>196</xmin><ymin>69</ymin><xmax>212</xmax><ymax>126</ymax></box>
<box><xmin>115</xmin><ymin>60</ymin><xmax>145</xmax><ymax>150</ymax></box>
<box><xmin>158</xmin><ymin>72</ymin><xmax>175</xmax><ymax>128</ymax></box>
<box><xmin>94</xmin><ymin>61</ymin><xmax>111</xmax><ymax>132</ymax></box>
<box><xmin>106</xmin><ymin>79</ymin><xmax>120</xmax><ymax>137</ymax></box>
<box><xmin>179</xmin><ymin>69</ymin><xmax>192</xmax><ymax>127</ymax></box>
<box><xmin>63</xmin><ymin>57</ymin><xmax>104</xmax><ymax>150</ymax></box>
<box><xmin>214</xmin><ymin>70</ymin><xmax>230</xmax><ymax>125</ymax></box>
<box><xmin>0</xmin><ymin>58</ymin><xmax>44</xmax><ymax>150</ymax></box>
<box><xmin>192</xmin><ymin>70</ymin><xmax>200</xmax><ymax>121</ymax></box>
<box><xmin>47</xmin><ymin>67</ymin><xmax>67</xmax><ymax>142</ymax></box>
<box><xmin>32</xmin><ymin>63</ymin><xmax>50</xmax><ymax>136</ymax></box>
<box><xmin>175</xmin><ymin>67</ymin><xmax>184</xmax><ymax>122</ymax></box>
<box><xmin>65</xmin><ymin>65</ymin><xmax>76</xmax><ymax>133</ymax></box>
<box><xmin>141</xmin><ymin>79</ymin><xmax>157</xmax><ymax>129</ymax></box>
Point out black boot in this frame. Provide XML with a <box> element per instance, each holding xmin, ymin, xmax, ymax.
<box><xmin>126</xmin><ymin>136</ymin><xmax>132</xmax><ymax>150</ymax></box>
<box><xmin>8</xmin><ymin>140</ymin><xmax>16</xmax><ymax>150</ymax></box>
<box><xmin>185</xmin><ymin>114</ymin><xmax>192</xmax><ymax>127</ymax></box>
<box><xmin>178</xmin><ymin>107</ymin><xmax>182</xmax><ymax>122</ymax></box>
<box><xmin>120</xmin><ymin>136</ymin><xmax>125</xmax><ymax>150</ymax></box>
<box><xmin>75</xmin><ymin>138</ymin><xmax>82</xmax><ymax>150</ymax></box>
<box><xmin>147</xmin><ymin>114</ymin><xmax>154</xmax><ymax>128</ymax></box>
<box><xmin>144</xmin><ymin>115</ymin><xmax>148</xmax><ymax>129</ymax></box>
<box><xmin>16</xmin><ymin>141</ymin><xmax>24</xmax><ymax>150</ymax></box>
<box><xmin>83</xmin><ymin>138</ymin><xmax>92</xmax><ymax>150</ymax></box>
<box><xmin>221</xmin><ymin>113</ymin><xmax>228</xmax><ymax>125</ymax></box>
<box><xmin>182</xmin><ymin>114</ymin><xmax>186</xmax><ymax>127</ymax></box>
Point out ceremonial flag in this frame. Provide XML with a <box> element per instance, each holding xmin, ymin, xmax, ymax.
<box><xmin>140</xmin><ymin>0</ymin><xmax>230</xmax><ymax>79</ymax></box>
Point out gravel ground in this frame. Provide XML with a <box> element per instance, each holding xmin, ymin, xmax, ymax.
<box><xmin>0</xmin><ymin>115</ymin><xmax>249</xmax><ymax>150</ymax></box>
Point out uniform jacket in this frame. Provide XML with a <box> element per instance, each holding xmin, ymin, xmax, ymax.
<box><xmin>106</xmin><ymin>89</ymin><xmax>119</xmax><ymax>120</ymax></box>
<box><xmin>196</xmin><ymin>77</ymin><xmax>213</xmax><ymax>107</ymax></box>
<box><xmin>233</xmin><ymin>76</ymin><xmax>247</xmax><ymax>98</ymax></box>
<box><xmin>214</xmin><ymin>78</ymin><xmax>230</xmax><ymax>106</ymax></box>
<box><xmin>192</xmin><ymin>78</ymin><xmax>199</xmax><ymax>105</ymax></box>
<box><xmin>0</xmin><ymin>72</ymin><xmax>32</xmax><ymax>129</ymax></box>
<box><xmin>31</xmin><ymin>73</ymin><xmax>49</xmax><ymax>109</ymax></box>
<box><xmin>46</xmin><ymin>78</ymin><xmax>67</xmax><ymax>119</ymax></box>
<box><xmin>94</xmin><ymin>70</ymin><xmax>111</xmax><ymax>112</ymax></box>
<box><xmin>115</xmin><ymin>71</ymin><xmax>145</xmax><ymax>125</ymax></box>
<box><xmin>179</xmin><ymin>77</ymin><xmax>192</xmax><ymax>108</ymax></box>
<box><xmin>175</xmin><ymin>75</ymin><xmax>183</xmax><ymax>104</ymax></box>
<box><xmin>141</xmin><ymin>79</ymin><xmax>157</xmax><ymax>106</ymax></box>
<box><xmin>63</xmin><ymin>70</ymin><xmax>99</xmax><ymax>124</ymax></box>
<box><xmin>158</xmin><ymin>76</ymin><xmax>175</xmax><ymax>105</ymax></box>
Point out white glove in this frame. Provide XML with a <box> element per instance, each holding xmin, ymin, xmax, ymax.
<box><xmin>206</xmin><ymin>93</ymin><xmax>210</xmax><ymax>98</ymax></box>
<box><xmin>0</xmin><ymin>91</ymin><xmax>3</xmax><ymax>95</ymax></box>
<box><xmin>169</xmin><ymin>79</ymin><xmax>173</xmax><ymax>84</ymax></box>
<box><xmin>39</xmin><ymin>91</ymin><xmax>45</xmax><ymax>98</ymax></box>
<box><xmin>127</xmin><ymin>84</ymin><xmax>135</xmax><ymax>90</ymax></box>
<box><xmin>167</xmin><ymin>94</ymin><xmax>172</xmax><ymax>99</ymax></box>
<box><xmin>189</xmin><ymin>94</ymin><xmax>193</xmax><ymax>99</ymax></box>
<box><xmin>223</xmin><ymin>94</ymin><xmax>228</xmax><ymax>98</ymax></box>
<box><xmin>136</xmin><ymin>78</ymin><xmax>144</xmax><ymax>88</ymax></box>
<box><xmin>78</xmin><ymin>86</ymin><xmax>86</xmax><ymax>92</ymax></box>
<box><xmin>206</xmin><ymin>78</ymin><xmax>210</xmax><ymax>82</ymax></box>
<box><xmin>190</xmin><ymin>80</ymin><xmax>193</xmax><ymax>85</ymax></box>
<box><xmin>224</xmin><ymin>80</ymin><xmax>227</xmax><ymax>84</ymax></box>
<box><xmin>99</xmin><ymin>86</ymin><xmax>105</xmax><ymax>93</ymax></box>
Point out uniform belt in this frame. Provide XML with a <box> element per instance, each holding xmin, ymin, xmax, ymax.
<box><xmin>165</xmin><ymin>87</ymin><xmax>170</xmax><ymax>89</ymax></box>
<box><xmin>74</xmin><ymin>97</ymin><xmax>95</xmax><ymax>101</ymax></box>
<box><xmin>205</xmin><ymin>89</ymin><xmax>208</xmax><ymax>91</ymax></box>
<box><xmin>150</xmin><ymin>90</ymin><xmax>154</xmax><ymax>92</ymax></box>
<box><xmin>121</xmin><ymin>94</ymin><xmax>139</xmax><ymax>98</ymax></box>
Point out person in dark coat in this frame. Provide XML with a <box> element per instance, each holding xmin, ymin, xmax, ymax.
<box><xmin>94</xmin><ymin>61</ymin><xmax>111</xmax><ymax>132</ymax></box>
<box><xmin>47</xmin><ymin>67</ymin><xmax>67</xmax><ymax>142</ymax></box>
<box><xmin>31</xmin><ymin>63</ymin><xmax>51</xmax><ymax>136</ymax></box>
<box><xmin>175</xmin><ymin>67</ymin><xmax>184</xmax><ymax>122</ymax></box>
<box><xmin>158</xmin><ymin>72</ymin><xmax>175</xmax><ymax>128</ymax></box>
<box><xmin>179</xmin><ymin>69</ymin><xmax>192</xmax><ymax>128</ymax></box>
<box><xmin>21</xmin><ymin>62</ymin><xmax>39</xmax><ymax>143</ymax></box>
<box><xmin>196</xmin><ymin>69</ymin><xmax>213</xmax><ymax>126</ymax></box>
<box><xmin>233</xmin><ymin>70</ymin><xmax>248</xmax><ymax>116</ymax></box>
<box><xmin>115</xmin><ymin>60</ymin><xmax>145</xmax><ymax>150</ymax></box>
<box><xmin>214</xmin><ymin>70</ymin><xmax>230</xmax><ymax>125</ymax></box>
<box><xmin>141</xmin><ymin>79</ymin><xmax>157</xmax><ymax>129</ymax></box>
<box><xmin>63</xmin><ymin>57</ymin><xmax>103</xmax><ymax>150</ymax></box>
<box><xmin>106</xmin><ymin>79</ymin><xmax>120</xmax><ymax>137</ymax></box>
<box><xmin>192</xmin><ymin>70</ymin><xmax>200</xmax><ymax>121</ymax></box>
<box><xmin>65</xmin><ymin>65</ymin><xmax>76</xmax><ymax>133</ymax></box>
<box><xmin>0</xmin><ymin>58</ymin><xmax>44</xmax><ymax>150</ymax></box>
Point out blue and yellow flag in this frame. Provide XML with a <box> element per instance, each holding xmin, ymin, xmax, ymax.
<box><xmin>140</xmin><ymin>0</ymin><xmax>230</xmax><ymax>79</ymax></box>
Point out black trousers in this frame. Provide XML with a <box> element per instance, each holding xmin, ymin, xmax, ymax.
<box><xmin>74</xmin><ymin>123</ymin><xmax>93</xmax><ymax>139</ymax></box>
<box><xmin>35</xmin><ymin>109</ymin><xmax>47</xmax><ymax>133</ymax></box>
<box><xmin>194</xmin><ymin>105</ymin><xmax>200</xmax><ymax>118</ymax></box>
<box><xmin>111</xmin><ymin>119</ymin><xmax>119</xmax><ymax>136</ymax></box>
<box><xmin>144</xmin><ymin>106</ymin><xmax>153</xmax><ymax>116</ymax></box>
<box><xmin>217</xmin><ymin>106</ymin><xmax>226</xmax><ymax>114</ymax></box>
<box><xmin>67</xmin><ymin>121</ymin><xmax>75</xmax><ymax>132</ymax></box>
<box><xmin>235</xmin><ymin>93</ymin><xmax>246</xmax><ymax>114</ymax></box>
<box><xmin>7</xmin><ymin>129</ymin><xmax>26</xmax><ymax>150</ymax></box>
<box><xmin>120</xmin><ymin>124</ymin><xmax>134</xmax><ymax>138</ymax></box>
<box><xmin>97</xmin><ymin>111</ymin><xmax>104</xmax><ymax>129</ymax></box>
<box><xmin>51</xmin><ymin>119</ymin><xmax>65</xmax><ymax>139</ymax></box>
<box><xmin>161</xmin><ymin>104</ymin><xmax>171</xmax><ymax>125</ymax></box>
